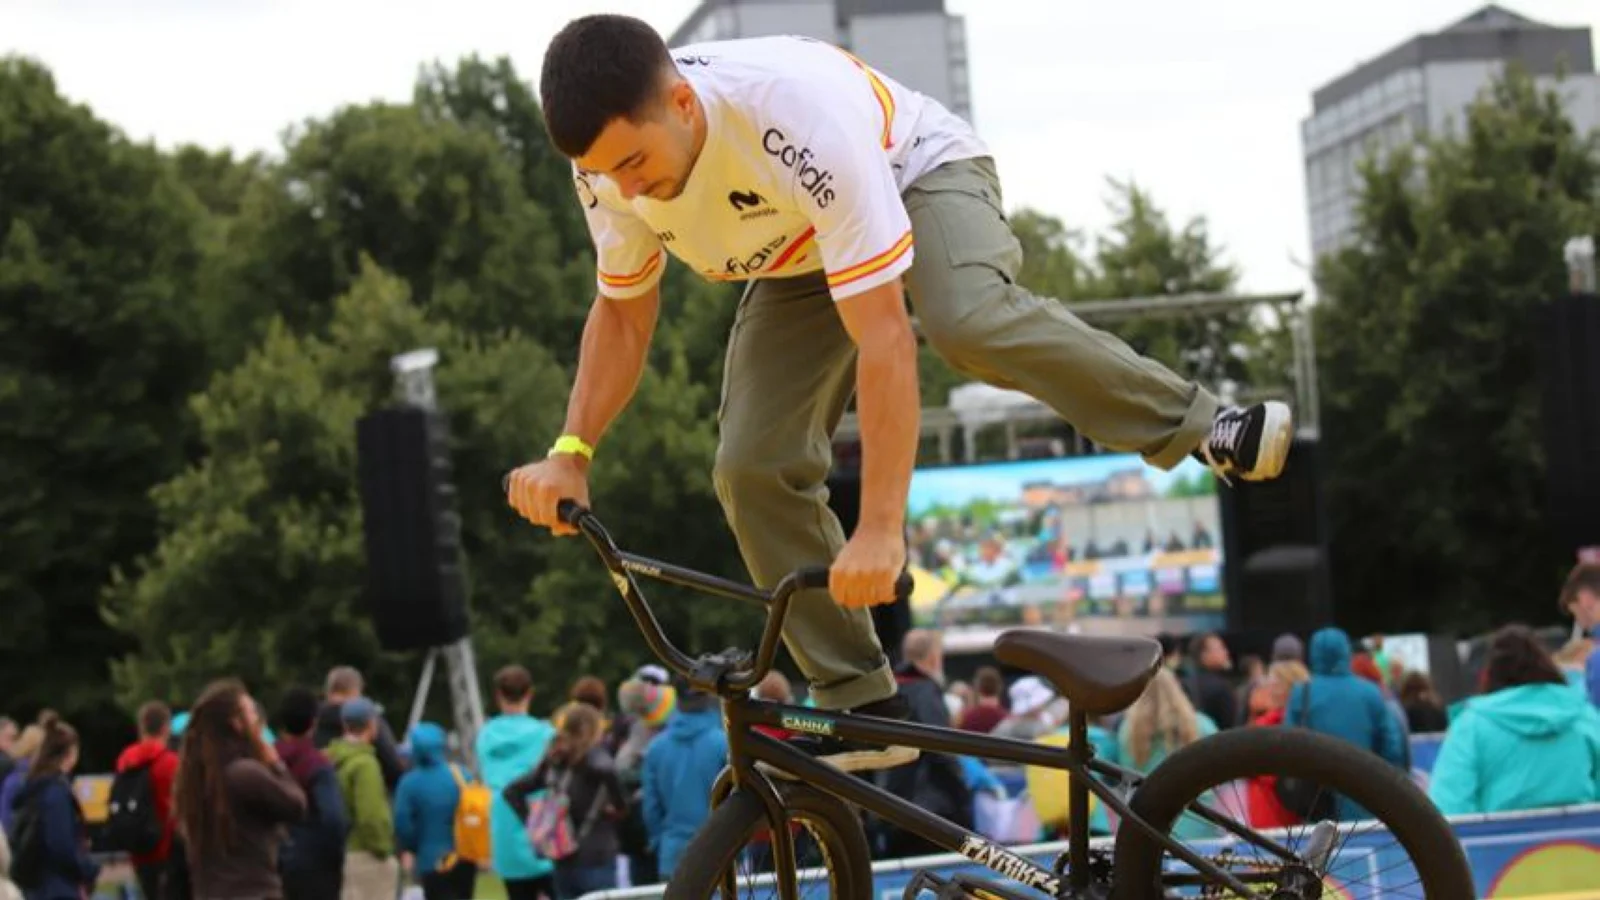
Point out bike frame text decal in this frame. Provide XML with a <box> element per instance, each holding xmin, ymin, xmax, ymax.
<box><xmin>779</xmin><ymin>712</ymin><xmax>836</xmax><ymax>736</ymax></box>
<box><xmin>957</xmin><ymin>836</ymin><xmax>1061</xmax><ymax>895</ymax></box>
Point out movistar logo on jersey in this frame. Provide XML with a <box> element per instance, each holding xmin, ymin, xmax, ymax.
<box><xmin>762</xmin><ymin>128</ymin><xmax>835</xmax><ymax>210</ymax></box>
<box><xmin>779</xmin><ymin>712</ymin><xmax>835</xmax><ymax>736</ymax></box>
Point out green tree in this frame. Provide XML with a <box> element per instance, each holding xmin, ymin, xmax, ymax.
<box><xmin>1086</xmin><ymin>180</ymin><xmax>1252</xmax><ymax>390</ymax></box>
<box><xmin>1314</xmin><ymin>68</ymin><xmax>1600</xmax><ymax>634</ymax></box>
<box><xmin>209</xmin><ymin>97</ymin><xmax>578</xmax><ymax>363</ymax></box>
<box><xmin>0</xmin><ymin>57</ymin><xmax>213</xmax><ymax>747</ymax></box>
<box><xmin>1010</xmin><ymin>207</ymin><xmax>1090</xmax><ymax>300</ymax></box>
<box><xmin>107</xmin><ymin>259</ymin><xmax>754</xmax><ymax>710</ymax></box>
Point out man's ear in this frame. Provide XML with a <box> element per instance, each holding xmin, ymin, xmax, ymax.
<box><xmin>666</xmin><ymin>78</ymin><xmax>696</xmax><ymax>123</ymax></box>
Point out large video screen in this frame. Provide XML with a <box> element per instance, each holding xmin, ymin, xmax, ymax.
<box><xmin>905</xmin><ymin>453</ymin><xmax>1225</xmax><ymax>652</ymax></box>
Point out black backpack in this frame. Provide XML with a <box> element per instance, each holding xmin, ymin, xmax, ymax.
<box><xmin>8</xmin><ymin>788</ymin><xmax>47</xmax><ymax>888</ymax></box>
<box><xmin>102</xmin><ymin>762</ymin><xmax>163</xmax><ymax>855</ymax></box>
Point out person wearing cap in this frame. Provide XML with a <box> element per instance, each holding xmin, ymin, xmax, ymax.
<box><xmin>611</xmin><ymin>668</ymin><xmax>678</xmax><ymax>886</ymax></box>
<box><xmin>326</xmin><ymin>697</ymin><xmax>398</xmax><ymax>900</ymax></box>
<box><xmin>1271</xmin><ymin>633</ymin><xmax>1304</xmax><ymax>664</ymax></box>
<box><xmin>992</xmin><ymin>677</ymin><xmax>1058</xmax><ymax>741</ymax></box>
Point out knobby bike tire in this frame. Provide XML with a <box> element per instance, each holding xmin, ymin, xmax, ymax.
<box><xmin>1110</xmin><ymin>726</ymin><xmax>1474</xmax><ymax>899</ymax></box>
<box><xmin>662</xmin><ymin>783</ymin><xmax>873</xmax><ymax>900</ymax></box>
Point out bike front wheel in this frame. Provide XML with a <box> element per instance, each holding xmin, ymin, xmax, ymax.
<box><xmin>662</xmin><ymin>782</ymin><xmax>873</xmax><ymax>900</ymax></box>
<box><xmin>1111</xmin><ymin>726</ymin><xmax>1474</xmax><ymax>899</ymax></box>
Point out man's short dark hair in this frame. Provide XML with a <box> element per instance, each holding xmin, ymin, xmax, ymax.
<box><xmin>137</xmin><ymin>701</ymin><xmax>171</xmax><ymax>738</ymax></box>
<box><xmin>278</xmin><ymin>686</ymin><xmax>320</xmax><ymax>737</ymax></box>
<box><xmin>495</xmin><ymin>665</ymin><xmax>533</xmax><ymax>704</ymax></box>
<box><xmin>1559</xmin><ymin>563</ymin><xmax>1600</xmax><ymax>615</ymax></box>
<box><xmin>540</xmin><ymin>14</ymin><xmax>675</xmax><ymax>157</ymax></box>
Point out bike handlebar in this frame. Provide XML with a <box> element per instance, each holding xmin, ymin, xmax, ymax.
<box><xmin>506</xmin><ymin>479</ymin><xmax>910</xmax><ymax>694</ymax></box>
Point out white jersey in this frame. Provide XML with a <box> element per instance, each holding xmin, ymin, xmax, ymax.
<box><xmin>575</xmin><ymin>35</ymin><xmax>989</xmax><ymax>301</ymax></box>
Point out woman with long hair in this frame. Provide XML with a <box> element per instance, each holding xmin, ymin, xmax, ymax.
<box><xmin>1112</xmin><ymin>668</ymin><xmax>1219</xmax><ymax>840</ymax></box>
<box><xmin>1429</xmin><ymin>625</ymin><xmax>1600</xmax><ymax>815</ymax></box>
<box><xmin>5</xmin><ymin>713</ymin><xmax>98</xmax><ymax>900</ymax></box>
<box><xmin>172</xmin><ymin>680</ymin><xmax>307</xmax><ymax>899</ymax></box>
<box><xmin>503</xmin><ymin>704</ymin><xmax>627</xmax><ymax>899</ymax></box>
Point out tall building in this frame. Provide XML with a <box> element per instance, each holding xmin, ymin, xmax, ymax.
<box><xmin>1302</xmin><ymin>5</ymin><xmax>1599</xmax><ymax>260</ymax></box>
<box><xmin>668</xmin><ymin>0</ymin><xmax>972</xmax><ymax>124</ymax></box>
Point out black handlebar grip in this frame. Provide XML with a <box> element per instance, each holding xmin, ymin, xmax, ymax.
<box><xmin>556</xmin><ymin>499</ymin><xmax>586</xmax><ymax>527</ymax></box>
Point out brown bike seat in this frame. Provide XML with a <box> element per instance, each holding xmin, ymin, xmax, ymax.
<box><xmin>993</xmin><ymin>630</ymin><xmax>1163</xmax><ymax>715</ymax></box>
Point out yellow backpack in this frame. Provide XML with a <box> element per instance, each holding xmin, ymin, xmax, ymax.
<box><xmin>1024</xmin><ymin>731</ymin><xmax>1099</xmax><ymax>829</ymax></box>
<box><xmin>450</xmin><ymin>765</ymin><xmax>494</xmax><ymax>866</ymax></box>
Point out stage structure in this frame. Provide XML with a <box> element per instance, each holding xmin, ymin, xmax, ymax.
<box><xmin>835</xmin><ymin>290</ymin><xmax>1316</xmax><ymax>464</ymax></box>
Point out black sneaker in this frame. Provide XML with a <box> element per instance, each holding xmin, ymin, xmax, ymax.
<box><xmin>767</xmin><ymin>694</ymin><xmax>921</xmax><ymax>777</ymax></box>
<box><xmin>1198</xmin><ymin>401</ymin><xmax>1293</xmax><ymax>483</ymax></box>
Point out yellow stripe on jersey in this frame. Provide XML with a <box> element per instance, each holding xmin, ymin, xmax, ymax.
<box><xmin>838</xmin><ymin>49</ymin><xmax>896</xmax><ymax>149</ymax></box>
<box><xmin>827</xmin><ymin>230</ymin><xmax>913</xmax><ymax>290</ymax></box>
<box><xmin>598</xmin><ymin>251</ymin><xmax>663</xmax><ymax>288</ymax></box>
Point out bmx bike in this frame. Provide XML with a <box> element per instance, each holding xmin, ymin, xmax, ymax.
<box><xmin>538</xmin><ymin>499</ymin><xmax>1473</xmax><ymax>899</ymax></box>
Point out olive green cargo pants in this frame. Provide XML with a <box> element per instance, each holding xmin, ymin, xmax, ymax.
<box><xmin>713</xmin><ymin>156</ymin><xmax>1219</xmax><ymax>709</ymax></box>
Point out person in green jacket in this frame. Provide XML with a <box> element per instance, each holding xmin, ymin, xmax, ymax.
<box><xmin>1109</xmin><ymin>667</ymin><xmax>1220</xmax><ymax>841</ymax></box>
<box><xmin>1429</xmin><ymin>625</ymin><xmax>1600</xmax><ymax>816</ymax></box>
<box><xmin>326</xmin><ymin>697</ymin><xmax>398</xmax><ymax>900</ymax></box>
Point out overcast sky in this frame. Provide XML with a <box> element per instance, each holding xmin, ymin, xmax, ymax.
<box><xmin>6</xmin><ymin>0</ymin><xmax>1597</xmax><ymax>294</ymax></box>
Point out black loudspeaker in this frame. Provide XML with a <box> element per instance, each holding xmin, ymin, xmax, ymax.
<box><xmin>1538</xmin><ymin>294</ymin><xmax>1600</xmax><ymax>556</ymax></box>
<box><xmin>824</xmin><ymin>468</ymin><xmax>912</xmax><ymax>667</ymax></box>
<box><xmin>1218</xmin><ymin>435</ymin><xmax>1334</xmax><ymax>634</ymax></box>
<box><xmin>355</xmin><ymin>406</ymin><xmax>469</xmax><ymax>651</ymax></box>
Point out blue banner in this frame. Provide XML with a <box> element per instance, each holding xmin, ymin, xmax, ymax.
<box><xmin>575</xmin><ymin>803</ymin><xmax>1600</xmax><ymax>899</ymax></box>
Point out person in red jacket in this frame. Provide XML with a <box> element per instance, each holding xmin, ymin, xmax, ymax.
<box><xmin>115</xmin><ymin>700</ymin><xmax>180</xmax><ymax>900</ymax></box>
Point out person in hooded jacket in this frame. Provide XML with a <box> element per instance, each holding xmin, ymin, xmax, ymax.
<box><xmin>1282</xmin><ymin>628</ymin><xmax>1406</xmax><ymax>819</ymax></box>
<box><xmin>4</xmin><ymin>714</ymin><xmax>98</xmax><ymax>900</ymax></box>
<box><xmin>394</xmin><ymin>723</ymin><xmax>476</xmax><ymax>900</ymax></box>
<box><xmin>1429</xmin><ymin>625</ymin><xmax>1600</xmax><ymax>815</ymax></box>
<box><xmin>475</xmin><ymin>666</ymin><xmax>556</xmax><ymax>900</ymax></box>
<box><xmin>275</xmin><ymin>686</ymin><xmax>349</xmax><ymax>900</ymax></box>
<box><xmin>640</xmin><ymin>679</ymin><xmax>726</xmax><ymax>880</ymax></box>
<box><xmin>113</xmin><ymin>701</ymin><xmax>180</xmax><ymax>900</ymax></box>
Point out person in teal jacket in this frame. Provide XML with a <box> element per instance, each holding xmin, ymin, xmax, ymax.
<box><xmin>395</xmin><ymin>723</ymin><xmax>477</xmax><ymax>900</ymax></box>
<box><xmin>475</xmin><ymin>666</ymin><xmax>557</xmax><ymax>900</ymax></box>
<box><xmin>1109</xmin><ymin>668</ymin><xmax>1219</xmax><ymax>840</ymax></box>
<box><xmin>1285</xmin><ymin>628</ymin><xmax>1406</xmax><ymax>820</ymax></box>
<box><xmin>1429</xmin><ymin>625</ymin><xmax>1600</xmax><ymax>816</ymax></box>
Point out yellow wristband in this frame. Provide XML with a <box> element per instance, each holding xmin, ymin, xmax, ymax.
<box><xmin>547</xmin><ymin>434</ymin><xmax>595</xmax><ymax>461</ymax></box>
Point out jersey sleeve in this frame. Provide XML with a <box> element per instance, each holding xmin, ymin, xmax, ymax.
<box><xmin>574</xmin><ymin>168</ymin><xmax>665</xmax><ymax>300</ymax></box>
<box><xmin>765</xmin><ymin>81</ymin><xmax>914</xmax><ymax>301</ymax></box>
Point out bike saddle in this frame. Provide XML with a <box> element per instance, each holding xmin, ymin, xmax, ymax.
<box><xmin>994</xmin><ymin>630</ymin><xmax>1162</xmax><ymax>715</ymax></box>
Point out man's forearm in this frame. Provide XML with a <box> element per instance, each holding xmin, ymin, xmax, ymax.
<box><xmin>853</xmin><ymin>326</ymin><xmax>920</xmax><ymax>534</ymax></box>
<box><xmin>562</xmin><ymin>291</ymin><xmax>658</xmax><ymax>454</ymax></box>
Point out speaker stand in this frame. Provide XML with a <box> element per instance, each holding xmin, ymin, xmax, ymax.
<box><xmin>404</xmin><ymin>637</ymin><xmax>488</xmax><ymax>771</ymax></box>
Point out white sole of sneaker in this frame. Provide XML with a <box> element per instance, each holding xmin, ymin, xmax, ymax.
<box><xmin>1242</xmin><ymin>401</ymin><xmax>1293</xmax><ymax>481</ymax></box>
<box><xmin>759</xmin><ymin>745</ymin><xmax>921</xmax><ymax>780</ymax></box>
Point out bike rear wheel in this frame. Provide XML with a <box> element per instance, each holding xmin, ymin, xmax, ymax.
<box><xmin>662</xmin><ymin>783</ymin><xmax>873</xmax><ymax>900</ymax></box>
<box><xmin>1111</xmin><ymin>726</ymin><xmax>1474</xmax><ymax>899</ymax></box>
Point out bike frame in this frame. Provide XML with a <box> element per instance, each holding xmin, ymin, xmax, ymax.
<box><xmin>554</xmin><ymin>501</ymin><xmax>1296</xmax><ymax>899</ymax></box>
